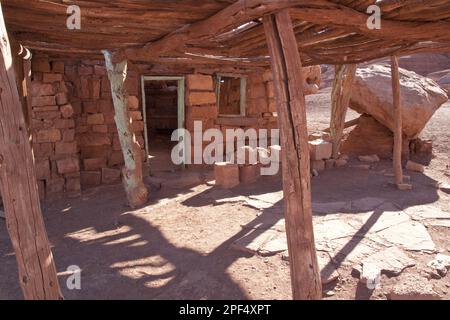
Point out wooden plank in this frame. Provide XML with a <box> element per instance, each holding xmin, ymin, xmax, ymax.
<box><xmin>112</xmin><ymin>0</ymin><xmax>320</xmax><ymax>62</ymax></box>
<box><xmin>103</xmin><ymin>51</ymin><xmax>149</xmax><ymax>208</ymax></box>
<box><xmin>263</xmin><ymin>10</ymin><xmax>322</xmax><ymax>300</ymax></box>
<box><xmin>330</xmin><ymin>64</ymin><xmax>356</xmax><ymax>159</ymax></box>
<box><xmin>0</xmin><ymin>4</ymin><xmax>62</xmax><ymax>300</ymax></box>
<box><xmin>391</xmin><ymin>56</ymin><xmax>404</xmax><ymax>186</ymax></box>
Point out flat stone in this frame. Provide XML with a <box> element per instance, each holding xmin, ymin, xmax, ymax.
<box><xmin>377</xmin><ymin>221</ymin><xmax>436</xmax><ymax>252</ymax></box>
<box><xmin>404</xmin><ymin>205</ymin><xmax>450</xmax><ymax>221</ymax></box>
<box><xmin>362</xmin><ymin>247</ymin><xmax>415</xmax><ymax>276</ymax></box>
<box><xmin>312</xmin><ymin>201</ymin><xmax>350</xmax><ymax>214</ymax></box>
<box><xmin>389</xmin><ymin>274</ymin><xmax>440</xmax><ymax>300</ymax></box>
<box><xmin>281</xmin><ymin>250</ymin><xmax>340</xmax><ymax>285</ymax></box>
<box><xmin>425</xmin><ymin>220</ymin><xmax>450</xmax><ymax>228</ymax></box>
<box><xmin>314</xmin><ymin>219</ymin><xmax>358</xmax><ymax>242</ymax></box>
<box><xmin>258</xmin><ymin>233</ymin><xmax>287</xmax><ymax>256</ymax></box>
<box><xmin>248</xmin><ymin>191</ymin><xmax>283</xmax><ymax>205</ymax></box>
<box><xmin>360</xmin><ymin>210</ymin><xmax>411</xmax><ymax>233</ymax></box>
<box><xmin>232</xmin><ymin>229</ymin><xmax>278</xmax><ymax>255</ymax></box>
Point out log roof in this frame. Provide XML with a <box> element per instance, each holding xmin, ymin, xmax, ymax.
<box><xmin>3</xmin><ymin>0</ymin><xmax>450</xmax><ymax>68</ymax></box>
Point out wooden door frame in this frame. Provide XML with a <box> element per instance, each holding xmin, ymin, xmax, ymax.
<box><xmin>140</xmin><ymin>75</ymin><xmax>186</xmax><ymax>164</ymax></box>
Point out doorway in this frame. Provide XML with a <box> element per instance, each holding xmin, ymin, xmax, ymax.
<box><xmin>141</xmin><ymin>76</ymin><xmax>185</xmax><ymax>172</ymax></box>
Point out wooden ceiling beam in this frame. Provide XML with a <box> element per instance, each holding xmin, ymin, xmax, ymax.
<box><xmin>112</xmin><ymin>0</ymin><xmax>330</xmax><ymax>63</ymax></box>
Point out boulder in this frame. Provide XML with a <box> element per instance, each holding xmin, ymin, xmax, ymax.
<box><xmin>398</xmin><ymin>53</ymin><xmax>450</xmax><ymax>76</ymax></box>
<box><xmin>436</xmin><ymin>73</ymin><xmax>450</xmax><ymax>97</ymax></box>
<box><xmin>341</xmin><ymin>115</ymin><xmax>409</xmax><ymax>159</ymax></box>
<box><xmin>350</xmin><ymin>64</ymin><xmax>448</xmax><ymax>139</ymax></box>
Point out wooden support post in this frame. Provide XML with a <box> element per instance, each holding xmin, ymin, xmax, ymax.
<box><xmin>330</xmin><ymin>64</ymin><xmax>356</xmax><ymax>159</ymax></box>
<box><xmin>103</xmin><ymin>51</ymin><xmax>149</xmax><ymax>208</ymax></box>
<box><xmin>263</xmin><ymin>10</ymin><xmax>322</xmax><ymax>300</ymax></box>
<box><xmin>0</xmin><ymin>5</ymin><xmax>62</xmax><ymax>299</ymax></box>
<box><xmin>391</xmin><ymin>56</ymin><xmax>404</xmax><ymax>187</ymax></box>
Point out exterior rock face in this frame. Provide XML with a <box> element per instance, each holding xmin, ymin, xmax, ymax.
<box><xmin>350</xmin><ymin>64</ymin><xmax>448</xmax><ymax>139</ymax></box>
<box><xmin>341</xmin><ymin>115</ymin><xmax>409</xmax><ymax>159</ymax></box>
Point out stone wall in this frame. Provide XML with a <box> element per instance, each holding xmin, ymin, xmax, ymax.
<box><xmin>30</xmin><ymin>57</ymin><xmax>145</xmax><ymax>200</ymax></box>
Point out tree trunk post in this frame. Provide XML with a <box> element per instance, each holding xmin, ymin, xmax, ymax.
<box><xmin>103</xmin><ymin>51</ymin><xmax>149</xmax><ymax>208</ymax></box>
<box><xmin>263</xmin><ymin>10</ymin><xmax>322</xmax><ymax>300</ymax></box>
<box><xmin>391</xmin><ymin>56</ymin><xmax>404</xmax><ymax>187</ymax></box>
<box><xmin>0</xmin><ymin>4</ymin><xmax>62</xmax><ymax>299</ymax></box>
<box><xmin>330</xmin><ymin>64</ymin><xmax>357</xmax><ymax>159</ymax></box>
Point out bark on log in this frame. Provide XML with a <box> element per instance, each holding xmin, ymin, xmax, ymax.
<box><xmin>103</xmin><ymin>51</ymin><xmax>149</xmax><ymax>208</ymax></box>
<box><xmin>330</xmin><ymin>64</ymin><xmax>357</xmax><ymax>159</ymax></box>
<box><xmin>0</xmin><ymin>4</ymin><xmax>62</xmax><ymax>299</ymax></box>
<box><xmin>263</xmin><ymin>10</ymin><xmax>322</xmax><ymax>300</ymax></box>
<box><xmin>391</xmin><ymin>56</ymin><xmax>404</xmax><ymax>186</ymax></box>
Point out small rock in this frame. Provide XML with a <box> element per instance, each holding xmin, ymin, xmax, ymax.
<box><xmin>427</xmin><ymin>253</ymin><xmax>450</xmax><ymax>277</ymax></box>
<box><xmin>360</xmin><ymin>262</ymin><xmax>381</xmax><ymax>289</ymax></box>
<box><xmin>312</xmin><ymin>169</ymin><xmax>319</xmax><ymax>177</ymax></box>
<box><xmin>324</xmin><ymin>290</ymin><xmax>335</xmax><ymax>297</ymax></box>
<box><xmin>0</xmin><ymin>209</ymin><xmax>5</xmax><ymax>219</ymax></box>
<box><xmin>358</xmin><ymin>154</ymin><xmax>380</xmax><ymax>163</ymax></box>
<box><xmin>406</xmin><ymin>160</ymin><xmax>425</xmax><ymax>173</ymax></box>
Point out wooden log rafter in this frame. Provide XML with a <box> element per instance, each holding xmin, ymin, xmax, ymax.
<box><xmin>390</xmin><ymin>55</ymin><xmax>405</xmax><ymax>188</ymax></box>
<box><xmin>0</xmin><ymin>3</ymin><xmax>62</xmax><ymax>300</ymax></box>
<box><xmin>330</xmin><ymin>64</ymin><xmax>357</xmax><ymax>159</ymax></box>
<box><xmin>103</xmin><ymin>51</ymin><xmax>149</xmax><ymax>208</ymax></box>
<box><xmin>263</xmin><ymin>9</ymin><xmax>322</xmax><ymax>300</ymax></box>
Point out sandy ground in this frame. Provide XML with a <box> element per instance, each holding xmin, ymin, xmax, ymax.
<box><xmin>0</xmin><ymin>89</ymin><xmax>449</xmax><ymax>300</ymax></box>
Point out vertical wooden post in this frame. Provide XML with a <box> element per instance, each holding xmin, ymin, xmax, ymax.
<box><xmin>0</xmin><ymin>5</ymin><xmax>62</xmax><ymax>299</ymax></box>
<box><xmin>103</xmin><ymin>51</ymin><xmax>149</xmax><ymax>208</ymax></box>
<box><xmin>391</xmin><ymin>56</ymin><xmax>404</xmax><ymax>187</ymax></box>
<box><xmin>263</xmin><ymin>11</ymin><xmax>322</xmax><ymax>300</ymax></box>
<box><xmin>330</xmin><ymin>64</ymin><xmax>356</xmax><ymax>159</ymax></box>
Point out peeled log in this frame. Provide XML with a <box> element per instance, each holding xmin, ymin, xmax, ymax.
<box><xmin>350</xmin><ymin>64</ymin><xmax>448</xmax><ymax>139</ymax></box>
<box><xmin>103</xmin><ymin>51</ymin><xmax>148</xmax><ymax>208</ymax></box>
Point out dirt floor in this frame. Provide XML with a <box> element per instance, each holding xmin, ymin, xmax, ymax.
<box><xmin>1</xmin><ymin>89</ymin><xmax>449</xmax><ymax>300</ymax></box>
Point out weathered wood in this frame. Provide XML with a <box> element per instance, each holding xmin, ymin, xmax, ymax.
<box><xmin>263</xmin><ymin>10</ymin><xmax>322</xmax><ymax>300</ymax></box>
<box><xmin>330</xmin><ymin>64</ymin><xmax>357</xmax><ymax>159</ymax></box>
<box><xmin>0</xmin><ymin>4</ymin><xmax>62</xmax><ymax>300</ymax></box>
<box><xmin>391</xmin><ymin>56</ymin><xmax>404</xmax><ymax>186</ymax></box>
<box><xmin>103</xmin><ymin>51</ymin><xmax>149</xmax><ymax>208</ymax></box>
<box><xmin>112</xmin><ymin>0</ymin><xmax>319</xmax><ymax>63</ymax></box>
<box><xmin>323</xmin><ymin>118</ymin><xmax>359</xmax><ymax>134</ymax></box>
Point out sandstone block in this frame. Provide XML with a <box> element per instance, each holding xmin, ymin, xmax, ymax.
<box><xmin>80</xmin><ymin>171</ymin><xmax>101</xmax><ymax>187</ymax></box>
<box><xmin>214</xmin><ymin>162</ymin><xmax>239</xmax><ymax>188</ymax></box>
<box><xmin>239</xmin><ymin>165</ymin><xmax>260</xmax><ymax>184</ymax></box>
<box><xmin>55</xmin><ymin>141</ymin><xmax>77</xmax><ymax>155</ymax></box>
<box><xmin>102</xmin><ymin>167</ymin><xmax>121</xmax><ymax>184</ymax></box>
<box><xmin>309</xmin><ymin>139</ymin><xmax>332</xmax><ymax>160</ymax></box>
<box><xmin>55</xmin><ymin>92</ymin><xmax>68</xmax><ymax>105</ymax></box>
<box><xmin>42</xmin><ymin>73</ymin><xmax>63</xmax><ymax>83</ymax></box>
<box><xmin>311</xmin><ymin>160</ymin><xmax>325</xmax><ymax>172</ymax></box>
<box><xmin>188</xmin><ymin>92</ymin><xmax>216</xmax><ymax>106</ymax></box>
<box><xmin>56</xmin><ymin>157</ymin><xmax>79</xmax><ymax>174</ymax></box>
<box><xmin>60</xmin><ymin>104</ymin><xmax>74</xmax><ymax>118</ymax></box>
<box><xmin>35</xmin><ymin>129</ymin><xmax>61</xmax><ymax>143</ymax></box>
<box><xmin>83</xmin><ymin>158</ymin><xmax>107</xmax><ymax>171</ymax></box>
<box><xmin>186</xmin><ymin>74</ymin><xmax>214</xmax><ymax>91</ymax></box>
<box><xmin>32</xmin><ymin>96</ymin><xmax>56</xmax><ymax>107</ymax></box>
